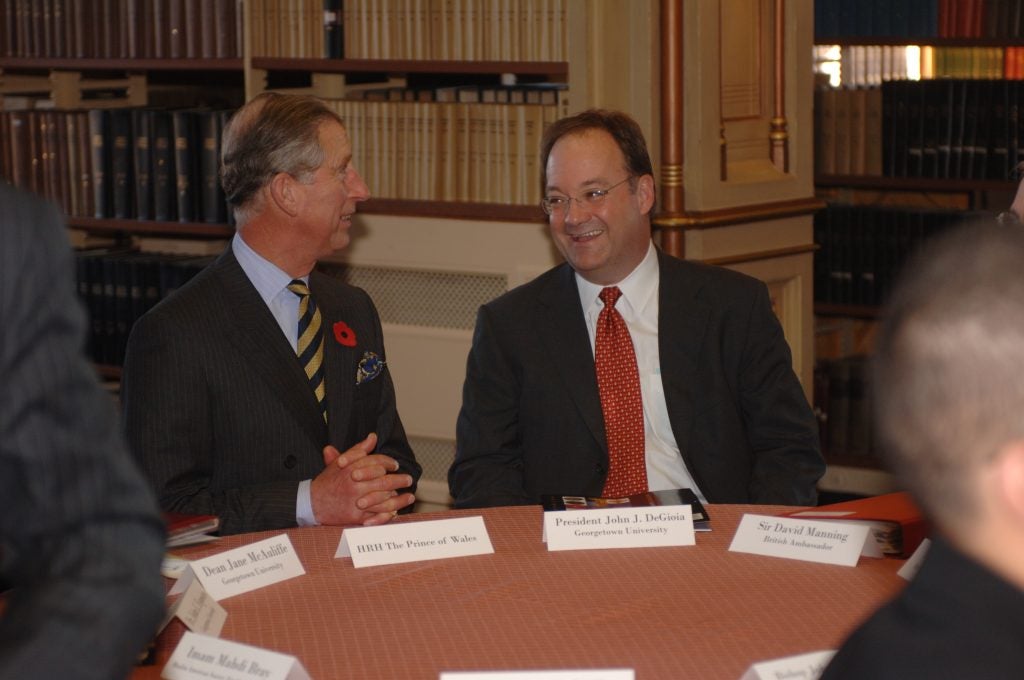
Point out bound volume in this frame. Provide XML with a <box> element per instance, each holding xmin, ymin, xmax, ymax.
<box><xmin>542</xmin><ymin>488</ymin><xmax>710</xmax><ymax>531</ymax></box>
<box><xmin>782</xmin><ymin>491</ymin><xmax>928</xmax><ymax>558</ymax></box>
<box><xmin>163</xmin><ymin>512</ymin><xmax>220</xmax><ymax>548</ymax></box>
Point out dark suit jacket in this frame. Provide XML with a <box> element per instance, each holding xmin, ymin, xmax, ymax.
<box><xmin>0</xmin><ymin>185</ymin><xmax>165</xmax><ymax>678</ymax></box>
<box><xmin>451</xmin><ymin>249</ymin><xmax>824</xmax><ymax>508</ymax></box>
<box><xmin>122</xmin><ymin>247</ymin><xmax>420</xmax><ymax>535</ymax></box>
<box><xmin>821</xmin><ymin>536</ymin><xmax>1024</xmax><ymax>680</ymax></box>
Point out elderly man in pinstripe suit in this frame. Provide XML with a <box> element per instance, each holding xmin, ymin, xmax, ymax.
<box><xmin>0</xmin><ymin>184</ymin><xmax>165</xmax><ymax>679</ymax></box>
<box><xmin>122</xmin><ymin>93</ymin><xmax>420</xmax><ymax>535</ymax></box>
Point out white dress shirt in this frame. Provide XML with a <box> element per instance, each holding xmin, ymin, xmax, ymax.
<box><xmin>575</xmin><ymin>242</ymin><xmax>708</xmax><ymax>503</ymax></box>
<box><xmin>232</xmin><ymin>232</ymin><xmax>318</xmax><ymax>525</ymax></box>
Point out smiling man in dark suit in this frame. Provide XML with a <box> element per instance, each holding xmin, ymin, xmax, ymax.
<box><xmin>122</xmin><ymin>93</ymin><xmax>420</xmax><ymax>534</ymax></box>
<box><xmin>450</xmin><ymin>109</ymin><xmax>823</xmax><ymax>508</ymax></box>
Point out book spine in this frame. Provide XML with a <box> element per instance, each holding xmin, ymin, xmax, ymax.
<box><xmin>172</xmin><ymin>109</ymin><xmax>197</xmax><ymax>223</ymax></box>
<box><xmin>109</xmin><ymin>108</ymin><xmax>134</xmax><ymax>219</ymax></box>
<box><xmin>87</xmin><ymin>108</ymin><xmax>110</xmax><ymax>219</ymax></box>
<box><xmin>133</xmin><ymin>109</ymin><xmax>153</xmax><ymax>221</ymax></box>
<box><xmin>151</xmin><ymin>110</ymin><xmax>175</xmax><ymax>222</ymax></box>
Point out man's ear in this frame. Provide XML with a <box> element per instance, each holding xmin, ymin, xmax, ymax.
<box><xmin>268</xmin><ymin>172</ymin><xmax>300</xmax><ymax>217</ymax></box>
<box><xmin>993</xmin><ymin>441</ymin><xmax>1024</xmax><ymax>524</ymax></box>
<box><xmin>635</xmin><ymin>174</ymin><xmax>656</xmax><ymax>215</ymax></box>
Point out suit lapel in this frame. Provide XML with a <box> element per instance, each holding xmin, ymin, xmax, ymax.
<box><xmin>657</xmin><ymin>251</ymin><xmax>710</xmax><ymax>466</ymax></box>
<box><xmin>536</xmin><ymin>266</ymin><xmax>606</xmax><ymax>450</ymax></box>
<box><xmin>215</xmin><ymin>251</ymin><xmax>328</xmax><ymax>447</ymax></box>
<box><xmin>310</xmin><ymin>272</ymin><xmax>357</xmax><ymax>447</ymax></box>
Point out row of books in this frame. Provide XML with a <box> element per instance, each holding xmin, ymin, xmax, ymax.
<box><xmin>75</xmin><ymin>247</ymin><xmax>217</xmax><ymax>367</ymax></box>
<box><xmin>815</xmin><ymin>86</ymin><xmax>884</xmax><ymax>177</ymax></box>
<box><xmin>813</xmin><ymin>203</ymin><xmax>973</xmax><ymax>308</ymax></box>
<box><xmin>823</xmin><ymin>45</ymin><xmax>918</xmax><ymax>89</ymax></box>
<box><xmin>0</xmin><ymin>107</ymin><xmax>233</xmax><ymax>223</ymax></box>
<box><xmin>834</xmin><ymin>45</ymin><xmax>1024</xmax><ymax>88</ymax></box>
<box><xmin>327</xmin><ymin>95</ymin><xmax>565</xmax><ymax>205</ymax></box>
<box><xmin>816</xmin><ymin>80</ymin><xmax>1024</xmax><ymax>180</ymax></box>
<box><xmin>813</xmin><ymin>355</ymin><xmax>877</xmax><ymax>467</ymax></box>
<box><xmin>929</xmin><ymin>46</ymin><xmax>1024</xmax><ymax>79</ymax></box>
<box><xmin>249</xmin><ymin>0</ymin><xmax>342</xmax><ymax>60</ymax></box>
<box><xmin>339</xmin><ymin>0</ymin><xmax>567</xmax><ymax>62</ymax></box>
<box><xmin>0</xmin><ymin>0</ymin><xmax>242</xmax><ymax>60</ymax></box>
<box><xmin>816</xmin><ymin>0</ymin><xmax>1024</xmax><ymax>39</ymax></box>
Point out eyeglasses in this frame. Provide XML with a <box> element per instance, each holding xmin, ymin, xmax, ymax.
<box><xmin>540</xmin><ymin>176</ymin><xmax>633</xmax><ymax>216</ymax></box>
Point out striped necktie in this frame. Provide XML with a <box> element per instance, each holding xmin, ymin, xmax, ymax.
<box><xmin>287</xmin><ymin>279</ymin><xmax>327</xmax><ymax>422</ymax></box>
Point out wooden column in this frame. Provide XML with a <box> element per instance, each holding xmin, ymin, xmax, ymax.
<box><xmin>769</xmin><ymin>0</ymin><xmax>790</xmax><ymax>173</ymax></box>
<box><xmin>657</xmin><ymin>0</ymin><xmax>685</xmax><ymax>258</ymax></box>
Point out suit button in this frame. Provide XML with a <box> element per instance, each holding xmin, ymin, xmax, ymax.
<box><xmin>284</xmin><ymin>455</ymin><xmax>297</xmax><ymax>469</ymax></box>
<box><xmin>595</xmin><ymin>463</ymin><xmax>606</xmax><ymax>474</ymax></box>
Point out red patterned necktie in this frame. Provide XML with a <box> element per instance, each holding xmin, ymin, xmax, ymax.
<box><xmin>595</xmin><ymin>286</ymin><xmax>647</xmax><ymax>497</ymax></box>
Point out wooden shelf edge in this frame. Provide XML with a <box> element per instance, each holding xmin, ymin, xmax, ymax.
<box><xmin>0</xmin><ymin>57</ymin><xmax>244</xmax><ymax>71</ymax></box>
<box><xmin>816</xmin><ymin>174</ymin><xmax>1017</xmax><ymax>193</ymax></box>
<box><xmin>360</xmin><ymin>199</ymin><xmax>545</xmax><ymax>222</ymax></box>
<box><xmin>251</xmin><ymin>57</ymin><xmax>568</xmax><ymax>76</ymax></box>
<box><xmin>814</xmin><ymin>303</ymin><xmax>880</xmax><ymax>319</ymax></box>
<box><xmin>67</xmin><ymin>203</ymin><xmax>545</xmax><ymax>228</ymax></box>
<box><xmin>816</xmin><ymin>36</ymin><xmax>1024</xmax><ymax>48</ymax></box>
<box><xmin>95</xmin><ymin>364</ymin><xmax>122</xmax><ymax>379</ymax></box>
<box><xmin>67</xmin><ymin>217</ymin><xmax>235</xmax><ymax>237</ymax></box>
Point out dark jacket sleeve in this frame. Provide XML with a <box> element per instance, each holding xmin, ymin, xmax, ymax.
<box><xmin>734</xmin><ymin>281</ymin><xmax>824</xmax><ymax>505</ymax></box>
<box><xmin>450</xmin><ymin>303</ymin><xmax>534</xmax><ymax>508</ymax></box>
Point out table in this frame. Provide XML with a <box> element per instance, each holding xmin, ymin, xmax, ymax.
<box><xmin>136</xmin><ymin>504</ymin><xmax>907</xmax><ymax>679</ymax></box>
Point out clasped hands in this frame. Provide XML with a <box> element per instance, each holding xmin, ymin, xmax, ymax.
<box><xmin>310</xmin><ymin>433</ymin><xmax>415</xmax><ymax>526</ymax></box>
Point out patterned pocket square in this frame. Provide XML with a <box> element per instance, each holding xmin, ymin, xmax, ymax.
<box><xmin>356</xmin><ymin>351</ymin><xmax>385</xmax><ymax>386</ymax></box>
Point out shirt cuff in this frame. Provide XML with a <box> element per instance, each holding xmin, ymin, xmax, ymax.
<box><xmin>296</xmin><ymin>479</ymin><xmax>318</xmax><ymax>526</ymax></box>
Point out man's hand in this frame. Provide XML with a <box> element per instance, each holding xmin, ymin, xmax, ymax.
<box><xmin>310</xmin><ymin>433</ymin><xmax>415</xmax><ymax>526</ymax></box>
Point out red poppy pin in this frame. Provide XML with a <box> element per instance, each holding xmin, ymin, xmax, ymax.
<box><xmin>333</xmin><ymin>321</ymin><xmax>357</xmax><ymax>347</ymax></box>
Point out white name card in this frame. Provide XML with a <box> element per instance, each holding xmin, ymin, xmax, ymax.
<box><xmin>168</xmin><ymin>534</ymin><xmax>306</xmax><ymax>601</ymax></box>
<box><xmin>162</xmin><ymin>631</ymin><xmax>310</xmax><ymax>680</ymax></box>
<box><xmin>335</xmin><ymin>516</ymin><xmax>494</xmax><ymax>568</ymax></box>
<box><xmin>440</xmin><ymin>671</ymin><xmax>634</xmax><ymax>680</ymax></box>
<box><xmin>161</xmin><ymin>578</ymin><xmax>227</xmax><ymax>637</ymax></box>
<box><xmin>739</xmin><ymin>650</ymin><xmax>835</xmax><ymax>680</ymax></box>
<box><xmin>728</xmin><ymin>514</ymin><xmax>871</xmax><ymax>567</ymax></box>
<box><xmin>544</xmin><ymin>507</ymin><xmax>695</xmax><ymax>552</ymax></box>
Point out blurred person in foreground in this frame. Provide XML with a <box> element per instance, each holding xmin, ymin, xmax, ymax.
<box><xmin>821</xmin><ymin>219</ymin><xmax>1024</xmax><ymax>679</ymax></box>
<box><xmin>0</xmin><ymin>184</ymin><xmax>165</xmax><ymax>679</ymax></box>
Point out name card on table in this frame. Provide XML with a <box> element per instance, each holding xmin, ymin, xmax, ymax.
<box><xmin>729</xmin><ymin>515</ymin><xmax>870</xmax><ymax>567</ymax></box>
<box><xmin>162</xmin><ymin>631</ymin><xmax>310</xmax><ymax>680</ymax></box>
<box><xmin>161</xmin><ymin>577</ymin><xmax>227</xmax><ymax>637</ymax></box>
<box><xmin>335</xmin><ymin>516</ymin><xmax>494</xmax><ymax>568</ymax></box>
<box><xmin>739</xmin><ymin>650</ymin><xmax>835</xmax><ymax>680</ymax></box>
<box><xmin>440</xmin><ymin>671</ymin><xmax>634</xmax><ymax>680</ymax></box>
<box><xmin>543</xmin><ymin>506</ymin><xmax>695</xmax><ymax>552</ymax></box>
<box><xmin>168</xmin><ymin>534</ymin><xmax>306</xmax><ymax>601</ymax></box>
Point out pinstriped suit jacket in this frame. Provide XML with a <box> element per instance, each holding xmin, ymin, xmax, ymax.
<box><xmin>121</xmin><ymin>246</ymin><xmax>420</xmax><ymax>535</ymax></box>
<box><xmin>0</xmin><ymin>185</ymin><xmax>165</xmax><ymax>678</ymax></box>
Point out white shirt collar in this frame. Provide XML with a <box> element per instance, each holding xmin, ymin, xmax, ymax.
<box><xmin>575</xmin><ymin>241</ymin><xmax>659</xmax><ymax>316</ymax></box>
<box><xmin>232</xmin><ymin>231</ymin><xmax>304</xmax><ymax>304</ymax></box>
